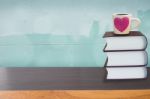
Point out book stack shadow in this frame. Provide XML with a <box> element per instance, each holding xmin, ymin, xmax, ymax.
<box><xmin>103</xmin><ymin>31</ymin><xmax>148</xmax><ymax>80</ymax></box>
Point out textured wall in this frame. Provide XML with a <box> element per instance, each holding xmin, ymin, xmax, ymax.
<box><xmin>0</xmin><ymin>0</ymin><xmax>149</xmax><ymax>67</ymax></box>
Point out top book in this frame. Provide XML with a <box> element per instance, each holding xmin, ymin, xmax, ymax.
<box><xmin>103</xmin><ymin>31</ymin><xmax>147</xmax><ymax>51</ymax></box>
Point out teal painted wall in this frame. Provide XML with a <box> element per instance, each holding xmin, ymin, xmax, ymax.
<box><xmin>0</xmin><ymin>0</ymin><xmax>149</xmax><ymax>67</ymax></box>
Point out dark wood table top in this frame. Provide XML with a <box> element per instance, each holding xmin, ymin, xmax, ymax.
<box><xmin>0</xmin><ymin>67</ymin><xmax>149</xmax><ymax>90</ymax></box>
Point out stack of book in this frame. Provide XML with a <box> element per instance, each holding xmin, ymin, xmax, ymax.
<box><xmin>103</xmin><ymin>31</ymin><xmax>148</xmax><ymax>80</ymax></box>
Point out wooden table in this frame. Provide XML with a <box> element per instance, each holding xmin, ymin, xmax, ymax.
<box><xmin>0</xmin><ymin>67</ymin><xmax>149</xmax><ymax>99</ymax></box>
<box><xmin>0</xmin><ymin>90</ymin><xmax>150</xmax><ymax>99</ymax></box>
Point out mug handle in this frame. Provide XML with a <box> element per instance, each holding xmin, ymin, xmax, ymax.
<box><xmin>131</xmin><ymin>18</ymin><xmax>141</xmax><ymax>30</ymax></box>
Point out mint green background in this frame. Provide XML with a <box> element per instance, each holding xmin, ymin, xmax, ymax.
<box><xmin>0</xmin><ymin>0</ymin><xmax>149</xmax><ymax>67</ymax></box>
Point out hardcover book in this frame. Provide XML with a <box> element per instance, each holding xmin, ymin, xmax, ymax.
<box><xmin>103</xmin><ymin>31</ymin><xmax>148</xmax><ymax>80</ymax></box>
<box><xmin>103</xmin><ymin>31</ymin><xmax>147</xmax><ymax>51</ymax></box>
<box><xmin>105</xmin><ymin>51</ymin><xmax>148</xmax><ymax>66</ymax></box>
<box><xmin>106</xmin><ymin>67</ymin><xmax>147</xmax><ymax>80</ymax></box>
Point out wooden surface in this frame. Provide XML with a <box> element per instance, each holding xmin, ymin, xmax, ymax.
<box><xmin>0</xmin><ymin>90</ymin><xmax>150</xmax><ymax>99</ymax></box>
<box><xmin>0</xmin><ymin>67</ymin><xmax>150</xmax><ymax>90</ymax></box>
<box><xmin>0</xmin><ymin>67</ymin><xmax>150</xmax><ymax>99</ymax></box>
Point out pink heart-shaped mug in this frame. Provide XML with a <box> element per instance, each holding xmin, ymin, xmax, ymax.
<box><xmin>113</xmin><ymin>13</ymin><xmax>141</xmax><ymax>35</ymax></box>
